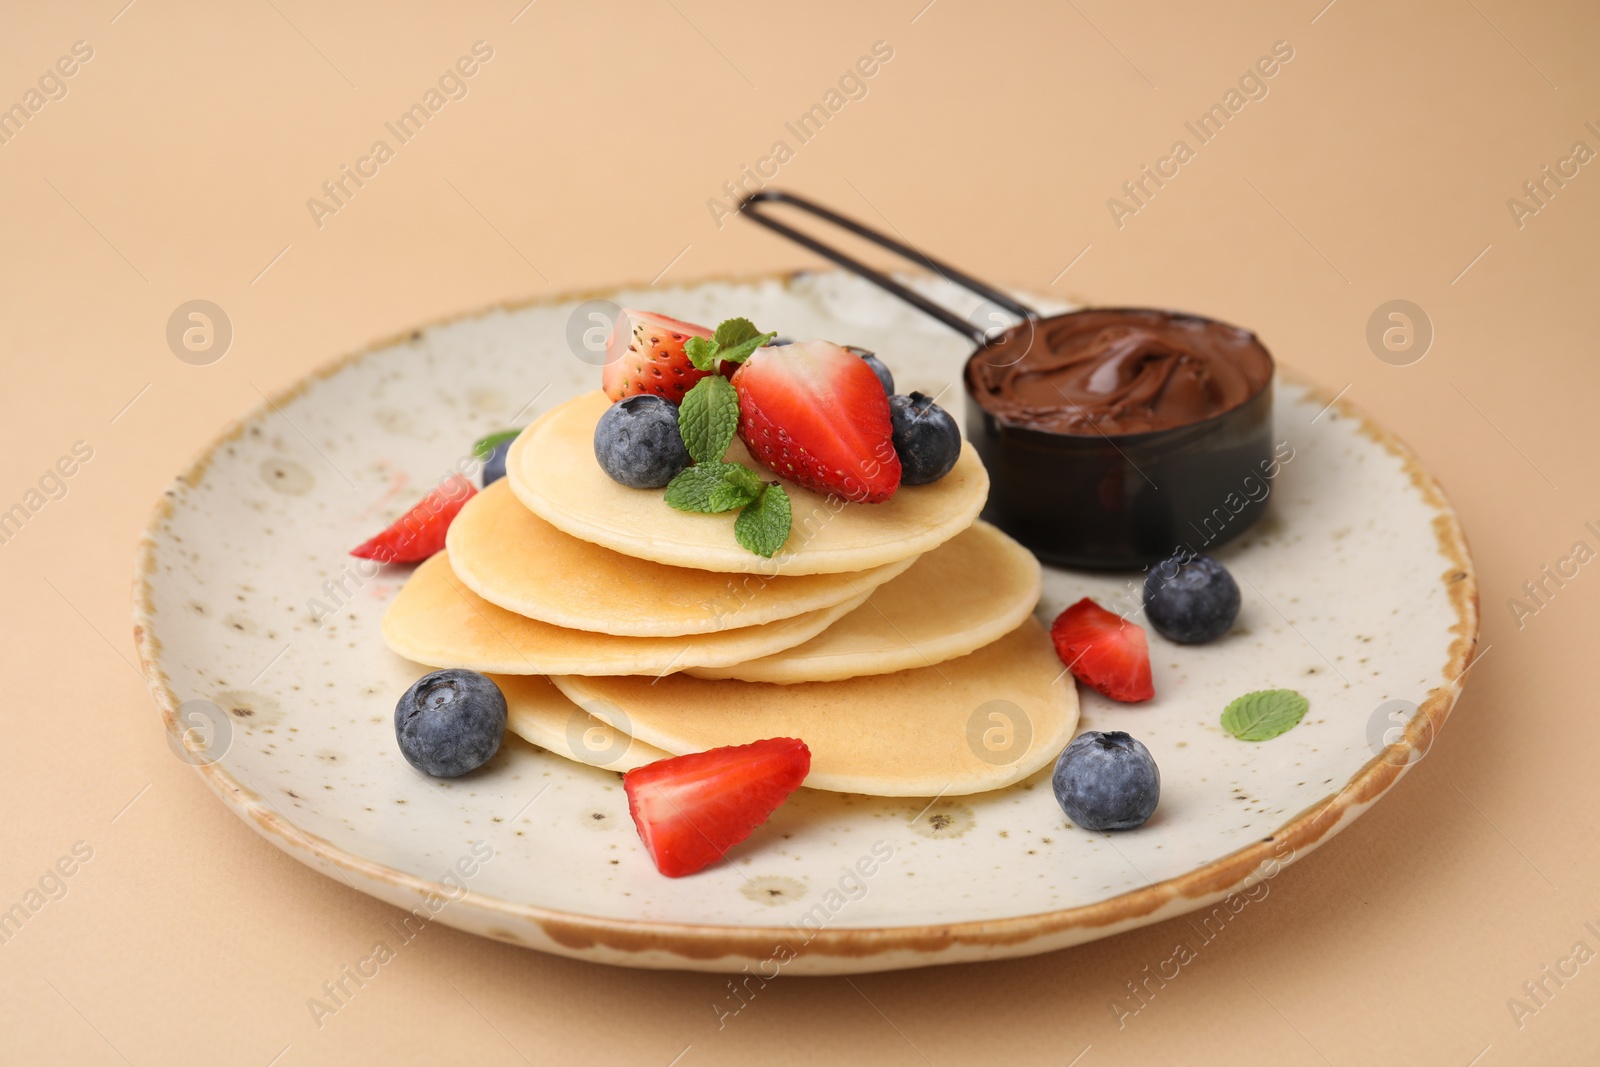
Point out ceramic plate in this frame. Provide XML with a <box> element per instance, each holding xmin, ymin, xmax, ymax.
<box><xmin>133</xmin><ymin>271</ymin><xmax>1477</xmax><ymax>974</ymax></box>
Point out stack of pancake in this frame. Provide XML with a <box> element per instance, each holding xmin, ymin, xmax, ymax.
<box><xmin>382</xmin><ymin>391</ymin><xmax>1079</xmax><ymax>796</ymax></box>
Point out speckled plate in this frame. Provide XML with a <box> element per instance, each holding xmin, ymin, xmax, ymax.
<box><xmin>133</xmin><ymin>271</ymin><xmax>1477</xmax><ymax>974</ymax></box>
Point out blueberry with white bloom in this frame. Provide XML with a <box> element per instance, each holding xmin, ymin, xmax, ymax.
<box><xmin>395</xmin><ymin>669</ymin><xmax>506</xmax><ymax>778</ymax></box>
<box><xmin>1143</xmin><ymin>552</ymin><xmax>1240</xmax><ymax>644</ymax></box>
<box><xmin>1052</xmin><ymin>731</ymin><xmax>1160</xmax><ymax>831</ymax></box>
<box><xmin>888</xmin><ymin>392</ymin><xmax>961</xmax><ymax>485</ymax></box>
<box><xmin>593</xmin><ymin>394</ymin><xmax>691</xmax><ymax>489</ymax></box>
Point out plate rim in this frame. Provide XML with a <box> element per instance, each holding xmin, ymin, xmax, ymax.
<box><xmin>131</xmin><ymin>270</ymin><xmax>1480</xmax><ymax>966</ymax></box>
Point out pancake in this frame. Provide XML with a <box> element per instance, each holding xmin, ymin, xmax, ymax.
<box><xmin>381</xmin><ymin>552</ymin><xmax>870</xmax><ymax>675</ymax></box>
<box><xmin>552</xmin><ymin>620</ymin><xmax>1078</xmax><ymax>796</ymax></box>
<box><xmin>500</xmin><ymin>674</ymin><xmax>668</xmax><ymax>772</ymax></box>
<box><xmin>507</xmin><ymin>390</ymin><xmax>989</xmax><ymax>575</ymax></box>
<box><xmin>448</xmin><ymin>480</ymin><xmax>916</xmax><ymax>636</ymax></box>
<box><xmin>687</xmin><ymin>521</ymin><xmax>1041</xmax><ymax>684</ymax></box>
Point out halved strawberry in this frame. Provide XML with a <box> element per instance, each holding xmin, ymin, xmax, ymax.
<box><xmin>1050</xmin><ymin>598</ymin><xmax>1155</xmax><ymax>702</ymax></box>
<box><xmin>350</xmin><ymin>474</ymin><xmax>476</xmax><ymax>563</ymax></box>
<box><xmin>624</xmin><ymin>737</ymin><xmax>810</xmax><ymax>877</ymax></box>
<box><xmin>602</xmin><ymin>309</ymin><xmax>714</xmax><ymax>403</ymax></box>
<box><xmin>731</xmin><ymin>341</ymin><xmax>901</xmax><ymax>503</ymax></box>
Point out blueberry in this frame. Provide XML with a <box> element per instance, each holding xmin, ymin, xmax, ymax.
<box><xmin>1143</xmin><ymin>552</ymin><xmax>1240</xmax><ymax>644</ymax></box>
<box><xmin>593</xmin><ymin>395</ymin><xmax>691</xmax><ymax>489</ymax></box>
<box><xmin>769</xmin><ymin>336</ymin><xmax>794</xmax><ymax>346</ymax></box>
<box><xmin>888</xmin><ymin>392</ymin><xmax>960</xmax><ymax>485</ymax></box>
<box><xmin>1052</xmin><ymin>731</ymin><xmax>1160</xmax><ymax>831</ymax></box>
<box><xmin>395</xmin><ymin>669</ymin><xmax>506</xmax><ymax>778</ymax></box>
<box><xmin>844</xmin><ymin>345</ymin><xmax>894</xmax><ymax>394</ymax></box>
<box><xmin>481</xmin><ymin>438</ymin><xmax>513</xmax><ymax>487</ymax></box>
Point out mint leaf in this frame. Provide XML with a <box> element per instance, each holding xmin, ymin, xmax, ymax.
<box><xmin>1220</xmin><ymin>689</ymin><xmax>1310</xmax><ymax>742</ymax></box>
<box><xmin>664</xmin><ymin>463</ymin><xmax>761</xmax><ymax>513</ymax></box>
<box><xmin>684</xmin><ymin>335</ymin><xmax>719</xmax><ymax>372</ymax></box>
<box><xmin>677</xmin><ymin>376</ymin><xmax>741</xmax><ymax>466</ymax></box>
<box><xmin>663</xmin><ymin>465</ymin><xmax>726</xmax><ymax>511</ymax></box>
<box><xmin>682</xmin><ymin>318</ymin><xmax>776</xmax><ymax>372</ymax></box>
<box><xmin>712</xmin><ymin>317</ymin><xmax>761</xmax><ymax>348</ymax></box>
<box><xmin>721</xmin><ymin>463</ymin><xmax>764</xmax><ymax>498</ymax></box>
<box><xmin>717</xmin><ymin>330</ymin><xmax>776</xmax><ymax>366</ymax></box>
<box><xmin>735</xmin><ymin>483</ymin><xmax>792</xmax><ymax>557</ymax></box>
<box><xmin>654</xmin><ymin>312</ymin><xmax>786</xmax><ymax>556</ymax></box>
<box><xmin>703</xmin><ymin>468</ymin><xmax>762</xmax><ymax>512</ymax></box>
<box><xmin>472</xmin><ymin>429</ymin><xmax>520</xmax><ymax>458</ymax></box>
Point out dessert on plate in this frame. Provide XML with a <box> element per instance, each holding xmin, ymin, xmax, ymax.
<box><xmin>367</xmin><ymin>294</ymin><xmax>1292</xmax><ymax>879</ymax></box>
<box><xmin>374</xmin><ymin>314</ymin><xmax>1092</xmax><ymax>872</ymax></box>
<box><xmin>136</xmin><ymin>195</ymin><xmax>1476</xmax><ymax>969</ymax></box>
<box><xmin>360</xmin><ymin>191</ymin><xmax>1324</xmax><ymax>883</ymax></box>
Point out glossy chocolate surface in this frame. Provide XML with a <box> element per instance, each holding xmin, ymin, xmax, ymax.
<box><xmin>967</xmin><ymin>308</ymin><xmax>1273</xmax><ymax>436</ymax></box>
<box><xmin>964</xmin><ymin>309</ymin><xmax>1277</xmax><ymax>570</ymax></box>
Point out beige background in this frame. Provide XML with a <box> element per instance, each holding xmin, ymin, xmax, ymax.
<box><xmin>2</xmin><ymin>0</ymin><xmax>1597</xmax><ymax>1063</ymax></box>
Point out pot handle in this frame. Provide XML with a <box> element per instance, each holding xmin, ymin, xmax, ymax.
<box><xmin>738</xmin><ymin>189</ymin><xmax>1036</xmax><ymax>346</ymax></box>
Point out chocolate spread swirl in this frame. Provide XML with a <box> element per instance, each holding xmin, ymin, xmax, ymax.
<box><xmin>966</xmin><ymin>308</ymin><xmax>1273</xmax><ymax>435</ymax></box>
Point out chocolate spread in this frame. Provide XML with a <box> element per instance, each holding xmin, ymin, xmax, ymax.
<box><xmin>966</xmin><ymin>308</ymin><xmax>1273</xmax><ymax>435</ymax></box>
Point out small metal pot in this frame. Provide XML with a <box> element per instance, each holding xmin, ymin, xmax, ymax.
<box><xmin>964</xmin><ymin>309</ymin><xmax>1275</xmax><ymax>569</ymax></box>
<box><xmin>739</xmin><ymin>191</ymin><xmax>1277</xmax><ymax>571</ymax></box>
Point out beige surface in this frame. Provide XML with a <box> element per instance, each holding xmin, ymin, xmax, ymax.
<box><xmin>687</xmin><ymin>520</ymin><xmax>1042</xmax><ymax>682</ymax></box>
<box><xmin>448</xmin><ymin>479</ymin><xmax>914</xmax><ymax>636</ymax></box>
<box><xmin>555</xmin><ymin>619</ymin><xmax>1077</xmax><ymax>795</ymax></box>
<box><xmin>382</xmin><ymin>551</ymin><xmax>868</xmax><ymax>674</ymax></box>
<box><xmin>2</xmin><ymin>0</ymin><xmax>1597</xmax><ymax>1064</ymax></box>
<box><xmin>510</xmin><ymin>391</ymin><xmax>990</xmax><ymax>573</ymax></box>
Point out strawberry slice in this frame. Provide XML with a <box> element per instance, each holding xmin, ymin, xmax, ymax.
<box><xmin>350</xmin><ymin>474</ymin><xmax>476</xmax><ymax>563</ymax></box>
<box><xmin>1050</xmin><ymin>598</ymin><xmax>1155</xmax><ymax>702</ymax></box>
<box><xmin>731</xmin><ymin>341</ymin><xmax>901</xmax><ymax>503</ymax></box>
<box><xmin>624</xmin><ymin>737</ymin><xmax>810</xmax><ymax>877</ymax></box>
<box><xmin>602</xmin><ymin>309</ymin><xmax>714</xmax><ymax>403</ymax></box>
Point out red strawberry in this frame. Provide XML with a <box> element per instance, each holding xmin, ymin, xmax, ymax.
<box><xmin>350</xmin><ymin>474</ymin><xmax>476</xmax><ymax>563</ymax></box>
<box><xmin>731</xmin><ymin>341</ymin><xmax>901</xmax><ymax>503</ymax></box>
<box><xmin>602</xmin><ymin>309</ymin><xmax>714</xmax><ymax>403</ymax></box>
<box><xmin>624</xmin><ymin>737</ymin><xmax>810</xmax><ymax>877</ymax></box>
<box><xmin>1050</xmin><ymin>598</ymin><xmax>1155</xmax><ymax>702</ymax></box>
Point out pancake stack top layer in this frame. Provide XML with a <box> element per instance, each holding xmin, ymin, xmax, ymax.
<box><xmin>381</xmin><ymin>390</ymin><xmax>1078</xmax><ymax>796</ymax></box>
<box><xmin>508</xmin><ymin>391</ymin><xmax>992</xmax><ymax>575</ymax></box>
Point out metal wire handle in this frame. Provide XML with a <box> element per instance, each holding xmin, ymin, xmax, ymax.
<box><xmin>737</xmin><ymin>189</ymin><xmax>1036</xmax><ymax>346</ymax></box>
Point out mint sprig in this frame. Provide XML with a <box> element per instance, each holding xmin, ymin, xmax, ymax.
<box><xmin>665</xmin><ymin>462</ymin><xmax>760</xmax><ymax>513</ymax></box>
<box><xmin>734</xmin><ymin>483</ymin><xmax>791</xmax><ymax>557</ymax></box>
<box><xmin>677</xmin><ymin>375</ymin><xmax>740</xmax><ymax>464</ymax></box>
<box><xmin>685</xmin><ymin>317</ymin><xmax>777</xmax><ymax>372</ymax></box>
<box><xmin>662</xmin><ymin>341</ymin><xmax>792</xmax><ymax>557</ymax></box>
<box><xmin>1220</xmin><ymin>689</ymin><xmax>1309</xmax><ymax>741</ymax></box>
